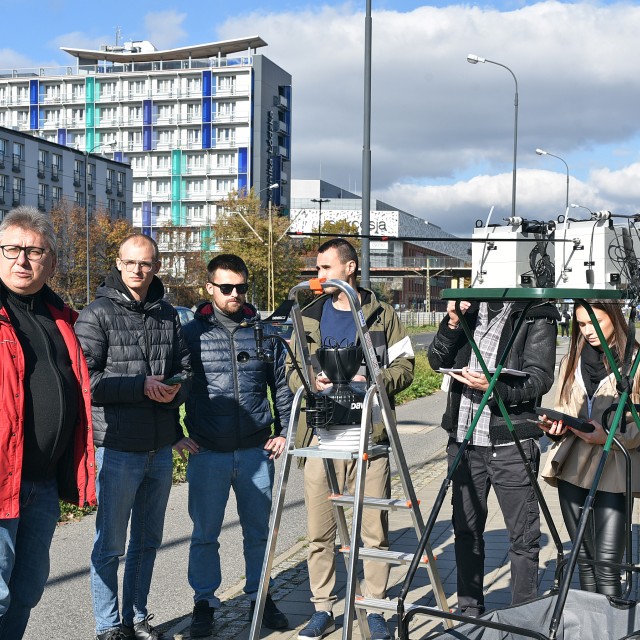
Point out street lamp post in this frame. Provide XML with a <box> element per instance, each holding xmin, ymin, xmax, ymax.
<box><xmin>536</xmin><ymin>148</ymin><xmax>570</xmax><ymax>212</ymax></box>
<box><xmin>84</xmin><ymin>141</ymin><xmax>116</xmax><ymax>305</ymax></box>
<box><xmin>310</xmin><ymin>198</ymin><xmax>330</xmax><ymax>250</ymax></box>
<box><xmin>467</xmin><ymin>54</ymin><xmax>519</xmax><ymax>217</ymax></box>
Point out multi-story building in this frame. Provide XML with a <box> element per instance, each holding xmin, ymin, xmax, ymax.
<box><xmin>0</xmin><ymin>126</ymin><xmax>131</xmax><ymax>219</ymax></box>
<box><xmin>291</xmin><ymin>179</ymin><xmax>471</xmax><ymax>311</ymax></box>
<box><xmin>0</xmin><ymin>37</ymin><xmax>292</xmax><ymax>267</ymax></box>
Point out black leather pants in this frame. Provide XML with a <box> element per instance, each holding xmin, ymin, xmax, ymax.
<box><xmin>557</xmin><ymin>479</ymin><xmax>626</xmax><ymax>596</ymax></box>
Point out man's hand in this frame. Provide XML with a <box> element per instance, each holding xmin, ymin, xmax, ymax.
<box><xmin>264</xmin><ymin>436</ymin><xmax>287</xmax><ymax>459</ymax></box>
<box><xmin>447</xmin><ymin>300</ymin><xmax>472</xmax><ymax>325</ymax></box>
<box><xmin>315</xmin><ymin>372</ymin><xmax>333</xmax><ymax>391</ymax></box>
<box><xmin>144</xmin><ymin>374</ymin><xmax>181</xmax><ymax>403</ymax></box>
<box><xmin>447</xmin><ymin>366</ymin><xmax>489</xmax><ymax>391</ymax></box>
<box><xmin>173</xmin><ymin>437</ymin><xmax>200</xmax><ymax>461</ymax></box>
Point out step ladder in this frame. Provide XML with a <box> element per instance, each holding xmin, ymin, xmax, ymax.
<box><xmin>249</xmin><ymin>278</ymin><xmax>451</xmax><ymax>640</ymax></box>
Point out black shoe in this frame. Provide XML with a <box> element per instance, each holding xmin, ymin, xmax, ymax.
<box><xmin>249</xmin><ymin>594</ymin><xmax>289</xmax><ymax>630</ymax></box>
<box><xmin>122</xmin><ymin>614</ymin><xmax>164</xmax><ymax>640</ymax></box>
<box><xmin>190</xmin><ymin>600</ymin><xmax>215</xmax><ymax>638</ymax></box>
<box><xmin>96</xmin><ymin>629</ymin><xmax>129</xmax><ymax>640</ymax></box>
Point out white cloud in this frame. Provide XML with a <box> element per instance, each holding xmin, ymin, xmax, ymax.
<box><xmin>216</xmin><ymin>2</ymin><xmax>640</xmax><ymax>236</ymax></box>
<box><xmin>144</xmin><ymin>10</ymin><xmax>187</xmax><ymax>50</ymax></box>
<box><xmin>50</xmin><ymin>31</ymin><xmax>112</xmax><ymax>53</ymax></box>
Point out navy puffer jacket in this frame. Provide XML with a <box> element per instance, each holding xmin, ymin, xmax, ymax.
<box><xmin>76</xmin><ymin>268</ymin><xmax>191</xmax><ymax>452</ymax></box>
<box><xmin>182</xmin><ymin>301</ymin><xmax>293</xmax><ymax>452</ymax></box>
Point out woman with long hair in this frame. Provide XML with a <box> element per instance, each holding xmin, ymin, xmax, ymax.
<box><xmin>540</xmin><ymin>300</ymin><xmax>640</xmax><ymax>596</ymax></box>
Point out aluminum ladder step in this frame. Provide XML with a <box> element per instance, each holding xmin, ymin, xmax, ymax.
<box><xmin>354</xmin><ymin>597</ymin><xmax>441</xmax><ymax>616</ymax></box>
<box><xmin>339</xmin><ymin>547</ymin><xmax>435</xmax><ymax>566</ymax></box>
<box><xmin>329</xmin><ymin>494</ymin><xmax>419</xmax><ymax>511</ymax></box>
<box><xmin>290</xmin><ymin>444</ymin><xmax>389</xmax><ymax>460</ymax></box>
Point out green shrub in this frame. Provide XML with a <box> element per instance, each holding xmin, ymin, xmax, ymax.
<box><xmin>395</xmin><ymin>352</ymin><xmax>443</xmax><ymax>405</ymax></box>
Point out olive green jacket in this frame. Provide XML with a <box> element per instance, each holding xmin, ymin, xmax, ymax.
<box><xmin>286</xmin><ymin>287</ymin><xmax>414</xmax><ymax>451</ymax></box>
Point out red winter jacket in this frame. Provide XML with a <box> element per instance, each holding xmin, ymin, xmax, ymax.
<box><xmin>0</xmin><ymin>295</ymin><xmax>96</xmax><ymax>519</ymax></box>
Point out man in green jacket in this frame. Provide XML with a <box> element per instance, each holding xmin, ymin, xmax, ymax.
<box><xmin>287</xmin><ymin>238</ymin><xmax>414</xmax><ymax>640</ymax></box>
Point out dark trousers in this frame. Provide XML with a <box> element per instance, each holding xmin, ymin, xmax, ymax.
<box><xmin>557</xmin><ymin>479</ymin><xmax>625</xmax><ymax>596</ymax></box>
<box><xmin>447</xmin><ymin>439</ymin><xmax>541</xmax><ymax>614</ymax></box>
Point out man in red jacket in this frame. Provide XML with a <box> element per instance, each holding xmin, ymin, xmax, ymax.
<box><xmin>0</xmin><ymin>206</ymin><xmax>96</xmax><ymax>640</ymax></box>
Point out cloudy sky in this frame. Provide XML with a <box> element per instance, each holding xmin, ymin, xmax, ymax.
<box><xmin>1</xmin><ymin>0</ymin><xmax>639</xmax><ymax>234</ymax></box>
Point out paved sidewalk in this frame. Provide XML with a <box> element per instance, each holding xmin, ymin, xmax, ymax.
<box><xmin>168</xmin><ymin>442</ymin><xmax>640</xmax><ymax>640</ymax></box>
<box><xmin>166</xmin><ymin>337</ymin><xmax>640</xmax><ymax>639</ymax></box>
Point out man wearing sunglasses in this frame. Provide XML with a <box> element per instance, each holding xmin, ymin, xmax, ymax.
<box><xmin>75</xmin><ymin>234</ymin><xmax>192</xmax><ymax>640</ymax></box>
<box><xmin>180</xmin><ymin>254</ymin><xmax>292</xmax><ymax>637</ymax></box>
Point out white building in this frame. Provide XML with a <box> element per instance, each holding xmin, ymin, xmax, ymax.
<box><xmin>291</xmin><ymin>179</ymin><xmax>470</xmax><ymax>310</ymax></box>
<box><xmin>0</xmin><ymin>37</ymin><xmax>291</xmax><ymax>262</ymax></box>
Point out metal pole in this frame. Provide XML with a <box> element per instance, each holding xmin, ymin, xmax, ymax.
<box><xmin>85</xmin><ymin>151</ymin><xmax>90</xmax><ymax>306</ymax></box>
<box><xmin>85</xmin><ymin>141</ymin><xmax>115</xmax><ymax>306</ymax></box>
<box><xmin>536</xmin><ymin>149</ymin><xmax>569</xmax><ymax>211</ymax></box>
<box><xmin>467</xmin><ymin>56</ymin><xmax>518</xmax><ymax>217</ymax></box>
<box><xmin>361</xmin><ymin>0</ymin><xmax>372</xmax><ymax>287</ymax></box>
<box><xmin>310</xmin><ymin>198</ymin><xmax>329</xmax><ymax>251</ymax></box>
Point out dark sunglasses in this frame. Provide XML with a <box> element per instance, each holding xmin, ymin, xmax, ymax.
<box><xmin>210</xmin><ymin>282</ymin><xmax>249</xmax><ymax>295</ymax></box>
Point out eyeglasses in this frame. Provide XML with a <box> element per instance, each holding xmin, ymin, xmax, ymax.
<box><xmin>0</xmin><ymin>245</ymin><xmax>48</xmax><ymax>261</ymax></box>
<box><xmin>119</xmin><ymin>259</ymin><xmax>156</xmax><ymax>273</ymax></box>
<box><xmin>210</xmin><ymin>282</ymin><xmax>249</xmax><ymax>295</ymax></box>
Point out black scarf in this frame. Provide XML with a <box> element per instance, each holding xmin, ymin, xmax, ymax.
<box><xmin>581</xmin><ymin>341</ymin><xmax>617</xmax><ymax>398</ymax></box>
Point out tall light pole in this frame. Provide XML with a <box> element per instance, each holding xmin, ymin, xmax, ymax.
<box><xmin>263</xmin><ymin>183</ymin><xmax>279</xmax><ymax>312</ymax></box>
<box><xmin>310</xmin><ymin>197</ymin><xmax>330</xmax><ymax>250</ymax></box>
<box><xmin>467</xmin><ymin>54</ymin><xmax>519</xmax><ymax>217</ymax></box>
<box><xmin>84</xmin><ymin>141</ymin><xmax>116</xmax><ymax>305</ymax></box>
<box><xmin>536</xmin><ymin>148</ymin><xmax>570</xmax><ymax>212</ymax></box>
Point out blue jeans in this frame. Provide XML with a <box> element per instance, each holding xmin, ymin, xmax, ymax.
<box><xmin>0</xmin><ymin>477</ymin><xmax>59</xmax><ymax>640</ymax></box>
<box><xmin>187</xmin><ymin>446</ymin><xmax>274</xmax><ymax>607</ymax></box>
<box><xmin>91</xmin><ymin>446</ymin><xmax>173</xmax><ymax>634</ymax></box>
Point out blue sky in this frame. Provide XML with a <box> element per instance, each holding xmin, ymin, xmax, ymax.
<box><xmin>0</xmin><ymin>0</ymin><xmax>638</xmax><ymax>232</ymax></box>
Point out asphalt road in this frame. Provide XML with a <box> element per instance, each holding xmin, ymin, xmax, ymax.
<box><xmin>25</xmin><ymin>382</ymin><xmax>448</xmax><ymax>640</ymax></box>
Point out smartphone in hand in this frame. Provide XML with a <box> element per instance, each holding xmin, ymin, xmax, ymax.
<box><xmin>164</xmin><ymin>371</ymin><xmax>193</xmax><ymax>386</ymax></box>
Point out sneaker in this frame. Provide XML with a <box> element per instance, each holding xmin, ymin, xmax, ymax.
<box><xmin>190</xmin><ymin>600</ymin><xmax>214</xmax><ymax>638</ymax></box>
<box><xmin>122</xmin><ymin>615</ymin><xmax>164</xmax><ymax>640</ymax></box>
<box><xmin>96</xmin><ymin>630</ymin><xmax>129</xmax><ymax>640</ymax></box>
<box><xmin>367</xmin><ymin>613</ymin><xmax>391</xmax><ymax>640</ymax></box>
<box><xmin>298</xmin><ymin>611</ymin><xmax>335</xmax><ymax>640</ymax></box>
<box><xmin>248</xmin><ymin>593</ymin><xmax>289</xmax><ymax>630</ymax></box>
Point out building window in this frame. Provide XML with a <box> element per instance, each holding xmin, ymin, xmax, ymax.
<box><xmin>106</xmin><ymin>169</ymin><xmax>115</xmax><ymax>193</ymax></box>
<box><xmin>52</xmin><ymin>186</ymin><xmax>63</xmax><ymax>204</ymax></box>
<box><xmin>187</xmin><ymin>128</ymin><xmax>201</xmax><ymax>145</ymax></box>
<box><xmin>218</xmin><ymin>76</ymin><xmax>235</xmax><ymax>93</ymax></box>
<box><xmin>52</xmin><ymin>153</ymin><xmax>62</xmax><ymax>181</ymax></box>
<box><xmin>186</xmin><ymin>103</ymin><xmax>201</xmax><ymax>121</ymax></box>
<box><xmin>117</xmin><ymin>172</ymin><xmax>125</xmax><ymax>196</ymax></box>
<box><xmin>12</xmin><ymin>143</ymin><xmax>24</xmax><ymax>172</ymax></box>
<box><xmin>130</xmin><ymin>80</ymin><xmax>146</xmax><ymax>96</ymax></box>
<box><xmin>155</xmin><ymin>179</ymin><xmax>170</xmax><ymax>195</ymax></box>
<box><xmin>187</xmin><ymin>77</ymin><xmax>201</xmax><ymax>95</ymax></box>
<box><xmin>12</xmin><ymin>177</ymin><xmax>24</xmax><ymax>206</ymax></box>
<box><xmin>216</xmin><ymin>178</ymin><xmax>234</xmax><ymax>194</ymax></box>
<box><xmin>0</xmin><ymin>175</ymin><xmax>6</xmax><ymax>204</ymax></box>
<box><xmin>117</xmin><ymin>201</ymin><xmax>126</xmax><ymax>219</ymax></box>
<box><xmin>100</xmin><ymin>81</ymin><xmax>117</xmax><ymax>98</ymax></box>
<box><xmin>0</xmin><ymin>140</ymin><xmax>5</xmax><ymax>168</ymax></box>
<box><xmin>155</xmin><ymin>155</ymin><xmax>170</xmax><ymax>170</ymax></box>
<box><xmin>72</xmin><ymin>83</ymin><xmax>85</xmax><ymax>100</ymax></box>
<box><xmin>38</xmin><ymin>184</ymin><xmax>49</xmax><ymax>211</ymax></box>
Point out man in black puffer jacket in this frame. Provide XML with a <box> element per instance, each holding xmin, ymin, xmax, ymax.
<box><xmin>428</xmin><ymin>299</ymin><xmax>558</xmax><ymax>620</ymax></box>
<box><xmin>76</xmin><ymin>234</ymin><xmax>192</xmax><ymax>640</ymax></box>
<box><xmin>181</xmin><ymin>254</ymin><xmax>292</xmax><ymax>638</ymax></box>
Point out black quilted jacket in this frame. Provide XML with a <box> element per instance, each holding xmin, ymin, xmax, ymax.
<box><xmin>75</xmin><ymin>268</ymin><xmax>191</xmax><ymax>451</ymax></box>
<box><xmin>427</xmin><ymin>301</ymin><xmax>559</xmax><ymax>444</ymax></box>
<box><xmin>181</xmin><ymin>301</ymin><xmax>293</xmax><ymax>452</ymax></box>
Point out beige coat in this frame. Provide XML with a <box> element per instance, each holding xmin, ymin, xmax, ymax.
<box><xmin>541</xmin><ymin>358</ymin><xmax>640</xmax><ymax>495</ymax></box>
